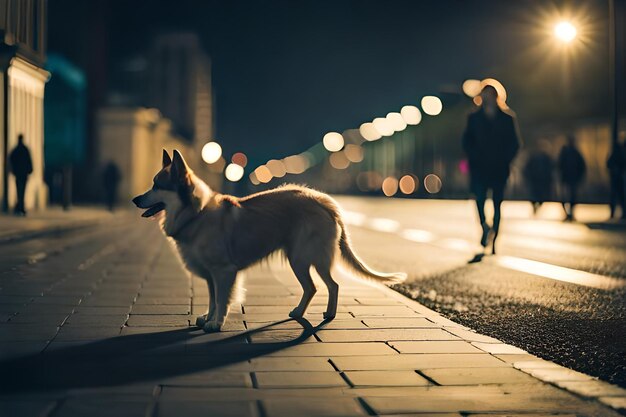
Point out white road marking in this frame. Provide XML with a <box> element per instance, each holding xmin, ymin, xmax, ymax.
<box><xmin>344</xmin><ymin>210</ymin><xmax>625</xmax><ymax>290</ymax></box>
<box><xmin>491</xmin><ymin>256</ymin><xmax>625</xmax><ymax>290</ymax></box>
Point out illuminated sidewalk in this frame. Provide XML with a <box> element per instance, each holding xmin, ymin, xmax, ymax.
<box><xmin>0</xmin><ymin>217</ymin><xmax>624</xmax><ymax>416</ymax></box>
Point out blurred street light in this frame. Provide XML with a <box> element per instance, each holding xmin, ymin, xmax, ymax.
<box><xmin>462</xmin><ymin>79</ymin><xmax>482</xmax><ymax>97</ymax></box>
<box><xmin>359</xmin><ymin>122</ymin><xmax>382</xmax><ymax>141</ymax></box>
<box><xmin>400</xmin><ymin>105</ymin><xmax>422</xmax><ymax>125</ymax></box>
<box><xmin>323</xmin><ymin>132</ymin><xmax>344</xmax><ymax>152</ymax></box>
<box><xmin>386</xmin><ymin>112</ymin><xmax>407</xmax><ymax>132</ymax></box>
<box><xmin>554</xmin><ymin>21</ymin><xmax>577</xmax><ymax>43</ymax></box>
<box><xmin>231</xmin><ymin>152</ymin><xmax>248</xmax><ymax>167</ymax></box>
<box><xmin>373</xmin><ymin>117</ymin><xmax>394</xmax><ymax>136</ymax></box>
<box><xmin>201</xmin><ymin>142</ymin><xmax>222</xmax><ymax>164</ymax></box>
<box><xmin>421</xmin><ymin>96</ymin><xmax>443</xmax><ymax>116</ymax></box>
<box><xmin>224</xmin><ymin>163</ymin><xmax>244</xmax><ymax>182</ymax></box>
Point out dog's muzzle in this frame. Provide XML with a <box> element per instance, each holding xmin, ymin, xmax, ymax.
<box><xmin>132</xmin><ymin>195</ymin><xmax>165</xmax><ymax>218</ymax></box>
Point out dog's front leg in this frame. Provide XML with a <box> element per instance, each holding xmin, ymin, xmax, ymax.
<box><xmin>203</xmin><ymin>266</ymin><xmax>237</xmax><ymax>333</ymax></box>
<box><xmin>195</xmin><ymin>274</ymin><xmax>216</xmax><ymax>328</ymax></box>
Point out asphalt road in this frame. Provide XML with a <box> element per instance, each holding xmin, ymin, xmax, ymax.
<box><xmin>335</xmin><ymin>196</ymin><xmax>626</xmax><ymax>388</ymax></box>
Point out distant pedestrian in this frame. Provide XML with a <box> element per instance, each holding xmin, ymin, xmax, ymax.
<box><xmin>103</xmin><ymin>161</ymin><xmax>121</xmax><ymax>212</ymax></box>
<box><xmin>607</xmin><ymin>140</ymin><xmax>626</xmax><ymax>219</ymax></box>
<box><xmin>523</xmin><ymin>148</ymin><xmax>553</xmax><ymax>214</ymax></box>
<box><xmin>462</xmin><ymin>85</ymin><xmax>521</xmax><ymax>254</ymax></box>
<box><xmin>9</xmin><ymin>134</ymin><xmax>33</xmax><ymax>216</ymax></box>
<box><xmin>557</xmin><ymin>135</ymin><xmax>586</xmax><ymax>221</ymax></box>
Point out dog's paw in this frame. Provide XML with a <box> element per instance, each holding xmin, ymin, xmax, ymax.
<box><xmin>323</xmin><ymin>311</ymin><xmax>336</xmax><ymax>320</ymax></box>
<box><xmin>203</xmin><ymin>321</ymin><xmax>223</xmax><ymax>333</ymax></box>
<box><xmin>195</xmin><ymin>315</ymin><xmax>208</xmax><ymax>328</ymax></box>
<box><xmin>288</xmin><ymin>308</ymin><xmax>304</xmax><ymax>318</ymax></box>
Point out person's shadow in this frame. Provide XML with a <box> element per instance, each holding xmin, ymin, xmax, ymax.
<box><xmin>0</xmin><ymin>317</ymin><xmax>325</xmax><ymax>393</ymax></box>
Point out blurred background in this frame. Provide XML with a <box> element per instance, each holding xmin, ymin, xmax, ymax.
<box><xmin>0</xmin><ymin>0</ymin><xmax>624</xmax><ymax>211</ymax></box>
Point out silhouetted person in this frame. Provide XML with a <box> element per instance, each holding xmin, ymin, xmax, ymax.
<box><xmin>9</xmin><ymin>134</ymin><xmax>33</xmax><ymax>216</ymax></box>
<box><xmin>523</xmin><ymin>149</ymin><xmax>553</xmax><ymax>214</ymax></box>
<box><xmin>607</xmin><ymin>141</ymin><xmax>626</xmax><ymax>219</ymax></box>
<box><xmin>462</xmin><ymin>85</ymin><xmax>520</xmax><ymax>254</ymax></box>
<box><xmin>558</xmin><ymin>135</ymin><xmax>586</xmax><ymax>221</ymax></box>
<box><xmin>103</xmin><ymin>162</ymin><xmax>121</xmax><ymax>212</ymax></box>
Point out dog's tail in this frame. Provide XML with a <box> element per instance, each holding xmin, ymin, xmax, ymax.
<box><xmin>337</xmin><ymin>217</ymin><xmax>407</xmax><ymax>284</ymax></box>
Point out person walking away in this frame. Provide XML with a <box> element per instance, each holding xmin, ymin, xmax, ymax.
<box><xmin>522</xmin><ymin>148</ymin><xmax>553</xmax><ymax>215</ymax></box>
<box><xmin>9</xmin><ymin>134</ymin><xmax>33</xmax><ymax>216</ymax></box>
<box><xmin>557</xmin><ymin>135</ymin><xmax>586</xmax><ymax>221</ymax></box>
<box><xmin>607</xmin><ymin>140</ymin><xmax>626</xmax><ymax>219</ymax></box>
<box><xmin>462</xmin><ymin>85</ymin><xmax>521</xmax><ymax>255</ymax></box>
<box><xmin>103</xmin><ymin>161</ymin><xmax>121</xmax><ymax>212</ymax></box>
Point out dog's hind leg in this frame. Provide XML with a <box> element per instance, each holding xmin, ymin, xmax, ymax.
<box><xmin>314</xmin><ymin>263</ymin><xmax>339</xmax><ymax>320</ymax></box>
<box><xmin>288</xmin><ymin>258</ymin><xmax>316</xmax><ymax>318</ymax></box>
<box><xmin>204</xmin><ymin>267</ymin><xmax>237</xmax><ymax>332</ymax></box>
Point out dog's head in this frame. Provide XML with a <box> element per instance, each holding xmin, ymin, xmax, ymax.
<box><xmin>132</xmin><ymin>149</ymin><xmax>197</xmax><ymax>218</ymax></box>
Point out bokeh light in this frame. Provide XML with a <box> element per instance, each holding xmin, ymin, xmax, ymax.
<box><xmin>424</xmin><ymin>173</ymin><xmax>442</xmax><ymax>194</ymax></box>
<box><xmin>421</xmin><ymin>96</ymin><xmax>443</xmax><ymax>116</ymax></box>
<box><xmin>400</xmin><ymin>105</ymin><xmax>422</xmax><ymax>125</ymax></box>
<box><xmin>224</xmin><ymin>163</ymin><xmax>244</xmax><ymax>182</ymax></box>
<box><xmin>231</xmin><ymin>152</ymin><xmax>248</xmax><ymax>167</ymax></box>
<box><xmin>329</xmin><ymin>152</ymin><xmax>350</xmax><ymax>169</ymax></box>
<box><xmin>266</xmin><ymin>159</ymin><xmax>286</xmax><ymax>178</ymax></box>
<box><xmin>462</xmin><ymin>79</ymin><xmax>482</xmax><ymax>97</ymax></box>
<box><xmin>201</xmin><ymin>142</ymin><xmax>222</xmax><ymax>164</ymax></box>
<box><xmin>254</xmin><ymin>165</ymin><xmax>272</xmax><ymax>183</ymax></box>
<box><xmin>399</xmin><ymin>175</ymin><xmax>417</xmax><ymax>194</ymax></box>
<box><xmin>386</xmin><ymin>112</ymin><xmax>407</xmax><ymax>132</ymax></box>
<box><xmin>283</xmin><ymin>155</ymin><xmax>309</xmax><ymax>174</ymax></box>
<box><xmin>382</xmin><ymin>176</ymin><xmax>399</xmax><ymax>197</ymax></box>
<box><xmin>554</xmin><ymin>21</ymin><xmax>577</xmax><ymax>43</ymax></box>
<box><xmin>208</xmin><ymin>157</ymin><xmax>226</xmax><ymax>173</ymax></box>
<box><xmin>373</xmin><ymin>117</ymin><xmax>394</xmax><ymax>137</ymax></box>
<box><xmin>249</xmin><ymin>171</ymin><xmax>260</xmax><ymax>185</ymax></box>
<box><xmin>323</xmin><ymin>132</ymin><xmax>344</xmax><ymax>152</ymax></box>
<box><xmin>344</xmin><ymin>144</ymin><xmax>364</xmax><ymax>163</ymax></box>
<box><xmin>359</xmin><ymin>122</ymin><xmax>382</xmax><ymax>141</ymax></box>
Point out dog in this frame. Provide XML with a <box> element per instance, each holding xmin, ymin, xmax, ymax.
<box><xmin>133</xmin><ymin>150</ymin><xmax>406</xmax><ymax>332</ymax></box>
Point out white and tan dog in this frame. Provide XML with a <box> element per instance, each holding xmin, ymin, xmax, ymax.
<box><xmin>133</xmin><ymin>150</ymin><xmax>406</xmax><ymax>332</ymax></box>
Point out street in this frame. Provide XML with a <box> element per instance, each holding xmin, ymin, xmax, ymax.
<box><xmin>336</xmin><ymin>196</ymin><xmax>626</xmax><ymax>388</ymax></box>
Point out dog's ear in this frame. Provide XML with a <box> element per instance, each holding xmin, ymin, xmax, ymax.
<box><xmin>171</xmin><ymin>149</ymin><xmax>189</xmax><ymax>182</ymax></box>
<box><xmin>162</xmin><ymin>149</ymin><xmax>172</xmax><ymax>167</ymax></box>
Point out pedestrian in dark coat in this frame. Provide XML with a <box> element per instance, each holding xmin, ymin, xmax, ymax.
<box><xmin>462</xmin><ymin>85</ymin><xmax>521</xmax><ymax>254</ymax></box>
<box><xmin>523</xmin><ymin>149</ymin><xmax>554</xmax><ymax>214</ymax></box>
<box><xmin>607</xmin><ymin>141</ymin><xmax>625</xmax><ymax>219</ymax></box>
<box><xmin>557</xmin><ymin>135</ymin><xmax>586</xmax><ymax>221</ymax></box>
<box><xmin>103</xmin><ymin>161</ymin><xmax>121</xmax><ymax>212</ymax></box>
<box><xmin>9</xmin><ymin>134</ymin><xmax>33</xmax><ymax>215</ymax></box>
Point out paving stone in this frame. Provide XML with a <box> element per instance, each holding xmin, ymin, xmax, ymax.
<box><xmin>317</xmin><ymin>329</ymin><xmax>458</xmax><ymax>342</ymax></box>
<box><xmin>362</xmin><ymin>318</ymin><xmax>438</xmax><ymax>328</ymax></box>
<box><xmin>331</xmin><ymin>354</ymin><xmax>508</xmax><ymax>371</ymax></box>
<box><xmin>54</xmin><ymin>326</ymin><xmax>122</xmax><ymax>341</ymax></box>
<box><xmin>554</xmin><ymin>380</ymin><xmax>626</xmax><ymax>397</ymax></box>
<box><xmin>248</xmin><ymin>329</ymin><xmax>318</xmax><ymax>343</ymax></box>
<box><xmin>348</xmin><ymin>305</ymin><xmax>419</xmax><ymax>317</ymax></box>
<box><xmin>344</xmin><ymin>370</ymin><xmax>431</xmax><ymax>387</ymax></box>
<box><xmin>241</xmin><ymin>312</ymin><xmax>353</xmax><ymax>322</ymax></box>
<box><xmin>127</xmin><ymin>314</ymin><xmax>191</xmax><ymax>327</ymax></box>
<box><xmin>65</xmin><ymin>314</ymin><xmax>128</xmax><ymax>327</ymax></box>
<box><xmin>134</xmin><ymin>297</ymin><xmax>191</xmax><ymax>305</ymax></box>
<box><xmin>8</xmin><ymin>312</ymin><xmax>69</xmax><ymax>324</ymax></box>
<box><xmin>156</xmin><ymin>401</ymin><xmax>259</xmax><ymax>417</ymax></box>
<box><xmin>129</xmin><ymin>304</ymin><xmax>190</xmax><ymax>315</ymax></box>
<box><xmin>248</xmin><ymin>357</ymin><xmax>337</xmax><ymax>371</ymax></box>
<box><xmin>246</xmin><ymin>319</ymin><xmax>367</xmax><ymax>330</ymax></box>
<box><xmin>254</xmin><ymin>371</ymin><xmax>347</xmax><ymax>388</ymax></box>
<box><xmin>444</xmin><ymin>328</ymin><xmax>501</xmax><ymax>343</ymax></box>
<box><xmin>472</xmin><ymin>342</ymin><xmax>527</xmax><ymax>354</ymax></box>
<box><xmin>160</xmin><ymin>371</ymin><xmax>253</xmax><ymax>387</ymax></box>
<box><xmin>0</xmin><ymin>341</ymin><xmax>48</xmax><ymax>359</ymax></box>
<box><xmin>525</xmin><ymin>367</ymin><xmax>595</xmax><ymax>382</ymax></box>
<box><xmin>494</xmin><ymin>353</ymin><xmax>541</xmax><ymax>363</ymax></box>
<box><xmin>52</xmin><ymin>396</ymin><xmax>150</xmax><ymax>417</ymax></box>
<box><xmin>355</xmin><ymin>297</ymin><xmax>403</xmax><ymax>305</ymax></box>
<box><xmin>421</xmin><ymin>367</ymin><xmax>540</xmax><ymax>385</ymax></box>
<box><xmin>267</xmin><ymin>342</ymin><xmax>397</xmax><ymax>357</ymax></box>
<box><xmin>0</xmin><ymin>323</ymin><xmax>59</xmax><ymax>341</ymax></box>
<box><xmin>73</xmin><ymin>306</ymin><xmax>131</xmax><ymax>315</ymax></box>
<box><xmin>389</xmin><ymin>341</ymin><xmax>483</xmax><ymax>354</ymax></box>
<box><xmin>262</xmin><ymin>398</ymin><xmax>365</xmax><ymax>416</ymax></box>
<box><xmin>599</xmin><ymin>396</ymin><xmax>626</xmax><ymax>411</ymax></box>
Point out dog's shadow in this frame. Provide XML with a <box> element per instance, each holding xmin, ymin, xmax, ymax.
<box><xmin>0</xmin><ymin>318</ymin><xmax>326</xmax><ymax>393</ymax></box>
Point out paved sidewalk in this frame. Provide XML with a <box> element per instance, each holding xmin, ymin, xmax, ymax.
<box><xmin>0</xmin><ymin>218</ymin><xmax>625</xmax><ymax>416</ymax></box>
<box><xmin>0</xmin><ymin>206</ymin><xmax>113</xmax><ymax>243</ymax></box>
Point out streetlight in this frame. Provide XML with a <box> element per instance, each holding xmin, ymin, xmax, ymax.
<box><xmin>554</xmin><ymin>21</ymin><xmax>577</xmax><ymax>43</ymax></box>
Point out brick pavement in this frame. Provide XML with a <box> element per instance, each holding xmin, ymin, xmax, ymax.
<box><xmin>0</xmin><ymin>217</ymin><xmax>625</xmax><ymax>416</ymax></box>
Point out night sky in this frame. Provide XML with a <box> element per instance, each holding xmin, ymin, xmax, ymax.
<box><xmin>48</xmin><ymin>0</ymin><xmax>609</xmax><ymax>163</ymax></box>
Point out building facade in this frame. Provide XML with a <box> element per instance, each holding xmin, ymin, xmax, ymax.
<box><xmin>0</xmin><ymin>0</ymin><xmax>49</xmax><ymax>212</ymax></box>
